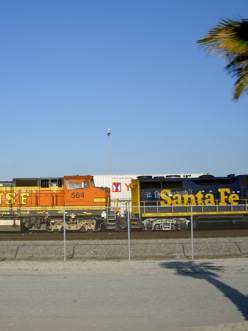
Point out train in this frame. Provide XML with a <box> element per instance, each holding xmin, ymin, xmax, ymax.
<box><xmin>0</xmin><ymin>173</ymin><xmax>248</xmax><ymax>232</ymax></box>
<box><xmin>0</xmin><ymin>175</ymin><xmax>114</xmax><ymax>232</ymax></box>
<box><xmin>131</xmin><ymin>174</ymin><xmax>248</xmax><ymax>230</ymax></box>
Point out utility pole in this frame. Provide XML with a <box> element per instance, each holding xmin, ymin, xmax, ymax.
<box><xmin>107</xmin><ymin>128</ymin><xmax>111</xmax><ymax>175</ymax></box>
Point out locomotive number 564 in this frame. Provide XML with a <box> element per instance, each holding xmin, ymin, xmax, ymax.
<box><xmin>71</xmin><ymin>192</ymin><xmax>84</xmax><ymax>198</ymax></box>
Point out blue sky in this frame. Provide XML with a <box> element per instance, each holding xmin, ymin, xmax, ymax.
<box><xmin>1</xmin><ymin>0</ymin><xmax>247</xmax><ymax>180</ymax></box>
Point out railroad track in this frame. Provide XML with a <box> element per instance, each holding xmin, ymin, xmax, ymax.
<box><xmin>0</xmin><ymin>228</ymin><xmax>248</xmax><ymax>241</ymax></box>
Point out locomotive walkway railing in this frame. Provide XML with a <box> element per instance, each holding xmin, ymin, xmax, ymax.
<box><xmin>139</xmin><ymin>200</ymin><xmax>248</xmax><ymax>217</ymax></box>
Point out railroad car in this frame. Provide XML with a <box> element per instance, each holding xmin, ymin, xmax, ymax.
<box><xmin>0</xmin><ymin>175</ymin><xmax>111</xmax><ymax>232</ymax></box>
<box><xmin>131</xmin><ymin>174</ymin><xmax>248</xmax><ymax>230</ymax></box>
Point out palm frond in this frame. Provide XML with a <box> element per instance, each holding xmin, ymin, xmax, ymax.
<box><xmin>233</xmin><ymin>68</ymin><xmax>248</xmax><ymax>100</ymax></box>
<box><xmin>197</xmin><ymin>19</ymin><xmax>248</xmax><ymax>56</ymax></box>
<box><xmin>197</xmin><ymin>18</ymin><xmax>248</xmax><ymax>100</ymax></box>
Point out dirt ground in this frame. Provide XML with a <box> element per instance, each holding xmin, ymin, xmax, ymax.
<box><xmin>0</xmin><ymin>258</ymin><xmax>248</xmax><ymax>331</ymax></box>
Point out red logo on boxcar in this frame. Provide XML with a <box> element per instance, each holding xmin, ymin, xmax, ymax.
<box><xmin>112</xmin><ymin>182</ymin><xmax>121</xmax><ymax>192</ymax></box>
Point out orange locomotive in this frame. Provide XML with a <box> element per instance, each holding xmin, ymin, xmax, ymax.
<box><xmin>0</xmin><ymin>175</ymin><xmax>110</xmax><ymax>232</ymax></box>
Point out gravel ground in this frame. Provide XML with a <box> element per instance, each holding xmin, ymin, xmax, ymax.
<box><xmin>1</xmin><ymin>237</ymin><xmax>248</xmax><ymax>261</ymax></box>
<box><xmin>0</xmin><ymin>258</ymin><xmax>248</xmax><ymax>331</ymax></box>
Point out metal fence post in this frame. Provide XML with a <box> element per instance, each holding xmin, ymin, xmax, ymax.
<box><xmin>63</xmin><ymin>210</ymin><xmax>66</xmax><ymax>262</ymax></box>
<box><xmin>190</xmin><ymin>205</ymin><xmax>194</xmax><ymax>260</ymax></box>
<box><xmin>127</xmin><ymin>204</ymin><xmax>131</xmax><ymax>262</ymax></box>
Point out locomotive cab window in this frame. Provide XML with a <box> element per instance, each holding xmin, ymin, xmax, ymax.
<box><xmin>66</xmin><ymin>180</ymin><xmax>89</xmax><ymax>189</ymax></box>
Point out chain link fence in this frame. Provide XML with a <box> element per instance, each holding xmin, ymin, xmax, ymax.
<box><xmin>0</xmin><ymin>204</ymin><xmax>248</xmax><ymax>261</ymax></box>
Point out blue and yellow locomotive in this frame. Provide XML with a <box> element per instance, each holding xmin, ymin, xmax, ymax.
<box><xmin>131</xmin><ymin>174</ymin><xmax>248</xmax><ymax>230</ymax></box>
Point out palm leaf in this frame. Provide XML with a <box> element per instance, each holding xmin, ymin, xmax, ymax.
<box><xmin>197</xmin><ymin>18</ymin><xmax>248</xmax><ymax>100</ymax></box>
<box><xmin>197</xmin><ymin>19</ymin><xmax>248</xmax><ymax>55</ymax></box>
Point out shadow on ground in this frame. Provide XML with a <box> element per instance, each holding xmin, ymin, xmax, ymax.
<box><xmin>160</xmin><ymin>261</ymin><xmax>248</xmax><ymax>320</ymax></box>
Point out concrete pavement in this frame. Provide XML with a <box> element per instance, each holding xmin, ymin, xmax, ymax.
<box><xmin>0</xmin><ymin>258</ymin><xmax>248</xmax><ymax>331</ymax></box>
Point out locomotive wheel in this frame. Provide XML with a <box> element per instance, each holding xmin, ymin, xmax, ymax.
<box><xmin>171</xmin><ymin>224</ymin><xmax>178</xmax><ymax>231</ymax></box>
<box><xmin>80</xmin><ymin>225</ymin><xmax>88</xmax><ymax>232</ymax></box>
<box><xmin>47</xmin><ymin>224</ymin><xmax>55</xmax><ymax>232</ymax></box>
<box><xmin>34</xmin><ymin>219</ymin><xmax>42</xmax><ymax>229</ymax></box>
<box><xmin>117</xmin><ymin>223</ymin><xmax>126</xmax><ymax>232</ymax></box>
<box><xmin>24</xmin><ymin>218</ymin><xmax>32</xmax><ymax>229</ymax></box>
<box><xmin>20</xmin><ymin>220</ymin><xmax>29</xmax><ymax>232</ymax></box>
